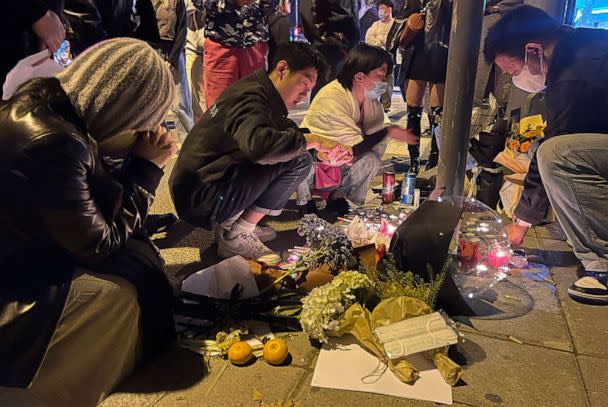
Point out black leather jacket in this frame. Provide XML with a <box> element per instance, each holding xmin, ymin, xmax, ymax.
<box><xmin>0</xmin><ymin>78</ymin><xmax>163</xmax><ymax>387</ymax></box>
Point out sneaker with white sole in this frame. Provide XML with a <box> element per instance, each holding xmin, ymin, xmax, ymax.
<box><xmin>217</xmin><ymin>230</ymin><xmax>275</xmax><ymax>260</ymax></box>
<box><xmin>252</xmin><ymin>225</ymin><xmax>277</xmax><ymax>242</ymax></box>
<box><xmin>215</xmin><ymin>224</ymin><xmax>277</xmax><ymax>243</ymax></box>
<box><xmin>567</xmin><ymin>273</ymin><xmax>608</xmax><ymax>304</ymax></box>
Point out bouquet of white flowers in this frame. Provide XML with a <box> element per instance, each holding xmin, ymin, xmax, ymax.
<box><xmin>300</xmin><ymin>271</ymin><xmax>374</xmax><ymax>343</ymax></box>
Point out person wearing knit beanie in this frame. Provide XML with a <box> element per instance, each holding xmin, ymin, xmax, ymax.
<box><xmin>56</xmin><ymin>37</ymin><xmax>176</xmax><ymax>144</ymax></box>
<box><xmin>0</xmin><ymin>37</ymin><xmax>179</xmax><ymax>404</ymax></box>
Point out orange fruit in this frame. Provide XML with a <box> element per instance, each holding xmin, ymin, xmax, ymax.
<box><xmin>263</xmin><ymin>338</ymin><xmax>289</xmax><ymax>365</ymax></box>
<box><xmin>228</xmin><ymin>341</ymin><xmax>253</xmax><ymax>365</ymax></box>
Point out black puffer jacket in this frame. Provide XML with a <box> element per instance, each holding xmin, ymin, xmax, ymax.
<box><xmin>0</xmin><ymin>77</ymin><xmax>163</xmax><ymax>387</ymax></box>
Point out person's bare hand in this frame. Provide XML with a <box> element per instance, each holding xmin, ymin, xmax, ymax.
<box><xmin>317</xmin><ymin>141</ymin><xmax>353</xmax><ymax>164</ymax></box>
<box><xmin>506</xmin><ymin>223</ymin><xmax>529</xmax><ymax>247</ymax></box>
<box><xmin>317</xmin><ymin>149</ymin><xmax>353</xmax><ymax>166</ymax></box>
<box><xmin>388</xmin><ymin>125</ymin><xmax>419</xmax><ymax>145</ymax></box>
<box><xmin>304</xmin><ymin>134</ymin><xmax>351</xmax><ymax>155</ymax></box>
<box><xmin>132</xmin><ymin>127</ymin><xmax>178</xmax><ymax>169</ymax></box>
<box><xmin>32</xmin><ymin>11</ymin><xmax>66</xmax><ymax>53</ymax></box>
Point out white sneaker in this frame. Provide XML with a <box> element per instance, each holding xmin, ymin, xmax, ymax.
<box><xmin>567</xmin><ymin>274</ymin><xmax>608</xmax><ymax>304</ymax></box>
<box><xmin>217</xmin><ymin>230</ymin><xmax>275</xmax><ymax>260</ymax></box>
<box><xmin>253</xmin><ymin>225</ymin><xmax>277</xmax><ymax>242</ymax></box>
<box><xmin>216</xmin><ymin>221</ymin><xmax>277</xmax><ymax>243</ymax></box>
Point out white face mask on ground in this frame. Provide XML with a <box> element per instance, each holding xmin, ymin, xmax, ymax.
<box><xmin>512</xmin><ymin>48</ymin><xmax>547</xmax><ymax>93</ymax></box>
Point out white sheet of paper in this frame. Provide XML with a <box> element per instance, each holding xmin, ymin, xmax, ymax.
<box><xmin>311</xmin><ymin>336</ymin><xmax>452</xmax><ymax>405</ymax></box>
<box><xmin>181</xmin><ymin>256</ymin><xmax>259</xmax><ymax>300</ymax></box>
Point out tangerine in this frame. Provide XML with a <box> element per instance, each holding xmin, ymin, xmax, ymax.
<box><xmin>263</xmin><ymin>338</ymin><xmax>289</xmax><ymax>365</ymax></box>
<box><xmin>228</xmin><ymin>341</ymin><xmax>253</xmax><ymax>365</ymax></box>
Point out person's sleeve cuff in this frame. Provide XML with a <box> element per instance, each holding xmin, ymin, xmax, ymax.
<box><xmin>124</xmin><ymin>157</ymin><xmax>164</xmax><ymax>194</ymax></box>
<box><xmin>514</xmin><ymin>204</ymin><xmax>544</xmax><ymax>226</ymax></box>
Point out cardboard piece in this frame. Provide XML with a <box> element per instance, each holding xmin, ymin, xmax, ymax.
<box><xmin>311</xmin><ymin>336</ymin><xmax>452</xmax><ymax>405</ymax></box>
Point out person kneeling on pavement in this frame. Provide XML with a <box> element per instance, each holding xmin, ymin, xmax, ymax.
<box><xmin>0</xmin><ymin>38</ymin><xmax>179</xmax><ymax>406</ymax></box>
<box><xmin>296</xmin><ymin>43</ymin><xmax>419</xmax><ymax>215</ymax></box>
<box><xmin>170</xmin><ymin>42</ymin><xmax>348</xmax><ymax>260</ymax></box>
<box><xmin>484</xmin><ymin>6</ymin><xmax>608</xmax><ymax>304</ymax></box>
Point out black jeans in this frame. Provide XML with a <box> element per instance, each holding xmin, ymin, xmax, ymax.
<box><xmin>213</xmin><ymin>153</ymin><xmax>313</xmax><ymax>224</ymax></box>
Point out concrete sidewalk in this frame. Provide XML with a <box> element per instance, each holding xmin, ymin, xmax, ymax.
<box><xmin>98</xmin><ymin>155</ymin><xmax>608</xmax><ymax>407</ymax></box>
<box><xmin>101</xmin><ymin>92</ymin><xmax>607</xmax><ymax>406</ymax></box>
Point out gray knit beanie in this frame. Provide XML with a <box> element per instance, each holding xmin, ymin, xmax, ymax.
<box><xmin>56</xmin><ymin>38</ymin><xmax>175</xmax><ymax>142</ymax></box>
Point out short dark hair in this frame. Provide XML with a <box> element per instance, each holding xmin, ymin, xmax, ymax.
<box><xmin>484</xmin><ymin>5</ymin><xmax>561</xmax><ymax>65</ymax></box>
<box><xmin>377</xmin><ymin>0</ymin><xmax>393</xmax><ymax>9</ymax></box>
<box><xmin>337</xmin><ymin>43</ymin><xmax>393</xmax><ymax>89</ymax></box>
<box><xmin>269</xmin><ymin>42</ymin><xmax>329</xmax><ymax>82</ymax></box>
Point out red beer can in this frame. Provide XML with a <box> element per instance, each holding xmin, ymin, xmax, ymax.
<box><xmin>382</xmin><ymin>171</ymin><xmax>396</xmax><ymax>203</ymax></box>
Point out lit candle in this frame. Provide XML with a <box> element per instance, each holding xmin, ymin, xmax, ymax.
<box><xmin>487</xmin><ymin>249</ymin><xmax>509</xmax><ymax>268</ymax></box>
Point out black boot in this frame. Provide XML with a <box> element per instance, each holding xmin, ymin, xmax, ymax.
<box><xmin>425</xmin><ymin>106</ymin><xmax>443</xmax><ymax>171</ymax></box>
<box><xmin>406</xmin><ymin>106</ymin><xmax>423</xmax><ymax>174</ymax></box>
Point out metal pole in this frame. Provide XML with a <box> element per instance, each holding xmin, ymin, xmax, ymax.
<box><xmin>436</xmin><ymin>0</ymin><xmax>485</xmax><ymax>196</ymax></box>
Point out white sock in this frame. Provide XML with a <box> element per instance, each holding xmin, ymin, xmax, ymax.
<box><xmin>225</xmin><ymin>217</ymin><xmax>256</xmax><ymax>239</ymax></box>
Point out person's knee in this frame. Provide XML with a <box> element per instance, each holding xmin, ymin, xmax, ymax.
<box><xmin>97</xmin><ymin>275</ymin><xmax>139</xmax><ymax>311</ymax></box>
<box><xmin>357</xmin><ymin>151</ymin><xmax>381</xmax><ymax>173</ymax></box>
<box><xmin>293</xmin><ymin>152</ymin><xmax>314</xmax><ymax>175</ymax></box>
<box><xmin>70</xmin><ymin>274</ymin><xmax>140</xmax><ymax>319</ymax></box>
<box><xmin>536</xmin><ymin>137</ymin><xmax>565</xmax><ymax>178</ymax></box>
<box><xmin>169</xmin><ymin>182</ymin><xmax>202</xmax><ymax>225</ymax></box>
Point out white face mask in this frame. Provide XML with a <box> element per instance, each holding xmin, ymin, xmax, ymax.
<box><xmin>365</xmin><ymin>81</ymin><xmax>388</xmax><ymax>100</ymax></box>
<box><xmin>512</xmin><ymin>48</ymin><xmax>547</xmax><ymax>93</ymax></box>
<box><xmin>378</xmin><ymin>9</ymin><xmax>387</xmax><ymax>20</ymax></box>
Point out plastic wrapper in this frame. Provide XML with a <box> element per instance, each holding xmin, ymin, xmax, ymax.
<box><xmin>374</xmin><ymin>311</ymin><xmax>458</xmax><ymax>359</ymax></box>
<box><xmin>329</xmin><ymin>296</ymin><xmax>462</xmax><ymax>386</ymax></box>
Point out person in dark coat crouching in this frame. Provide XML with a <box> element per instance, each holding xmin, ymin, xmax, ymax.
<box><xmin>0</xmin><ymin>37</ymin><xmax>178</xmax><ymax>406</ymax></box>
<box><xmin>170</xmin><ymin>42</ymin><xmax>350</xmax><ymax>261</ymax></box>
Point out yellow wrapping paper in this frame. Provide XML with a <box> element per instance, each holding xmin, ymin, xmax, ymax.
<box><xmin>329</xmin><ymin>296</ymin><xmax>462</xmax><ymax>386</ymax></box>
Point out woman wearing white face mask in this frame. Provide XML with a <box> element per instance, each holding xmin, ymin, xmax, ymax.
<box><xmin>485</xmin><ymin>5</ymin><xmax>608</xmax><ymax>305</ymax></box>
<box><xmin>296</xmin><ymin>43</ymin><xmax>419</xmax><ymax>215</ymax></box>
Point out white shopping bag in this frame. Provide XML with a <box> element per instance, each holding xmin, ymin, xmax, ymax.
<box><xmin>497</xmin><ymin>180</ymin><xmax>523</xmax><ymax>218</ymax></box>
<box><xmin>2</xmin><ymin>50</ymin><xmax>63</xmax><ymax>100</ymax></box>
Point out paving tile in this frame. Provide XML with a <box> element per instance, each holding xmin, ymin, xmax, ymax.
<box><xmin>551</xmin><ymin>266</ymin><xmax>608</xmax><ymax>359</ymax></box>
<box><xmin>455</xmin><ymin>266</ymin><xmax>572</xmax><ymax>351</ymax></box>
<box><xmin>292</xmin><ymin>371</ymin><xmax>438</xmax><ymax>407</ymax></box>
<box><xmin>537</xmin><ymin>238</ymin><xmax>579</xmax><ymax>267</ymax></box>
<box><xmin>101</xmin><ymin>346</ymin><xmax>207</xmax><ymax>407</ymax></box>
<box><xmin>451</xmin><ymin>332</ymin><xmax>587</xmax><ymax>407</ymax></box>
<box><xmin>577</xmin><ymin>355</ymin><xmax>608</xmax><ymax>407</ymax></box>
<box><xmin>274</xmin><ymin>332</ymin><xmax>320</xmax><ymax>369</ymax></box>
<box><xmin>534</xmin><ymin>222</ymin><xmax>568</xmax><ymax>241</ymax></box>
<box><xmin>156</xmin><ymin>357</ymin><xmax>307</xmax><ymax>407</ymax></box>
